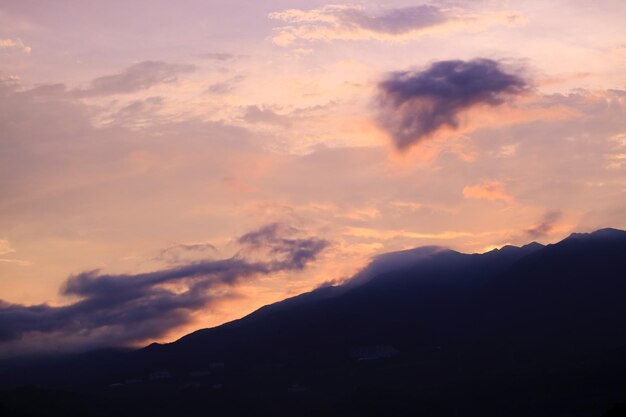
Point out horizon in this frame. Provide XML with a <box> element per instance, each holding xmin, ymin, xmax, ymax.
<box><xmin>0</xmin><ymin>225</ymin><xmax>622</xmax><ymax>358</ymax></box>
<box><xmin>2</xmin><ymin>0</ymin><xmax>626</xmax><ymax>357</ymax></box>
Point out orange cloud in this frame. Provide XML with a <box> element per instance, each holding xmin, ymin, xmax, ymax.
<box><xmin>463</xmin><ymin>180</ymin><xmax>514</xmax><ymax>204</ymax></box>
<box><xmin>345</xmin><ymin>226</ymin><xmax>473</xmax><ymax>240</ymax></box>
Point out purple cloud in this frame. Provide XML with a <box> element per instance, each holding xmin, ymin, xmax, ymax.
<box><xmin>0</xmin><ymin>224</ymin><xmax>327</xmax><ymax>353</ymax></box>
<box><xmin>377</xmin><ymin>59</ymin><xmax>527</xmax><ymax>150</ymax></box>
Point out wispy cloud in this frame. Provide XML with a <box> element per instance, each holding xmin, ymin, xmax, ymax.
<box><xmin>0</xmin><ymin>239</ymin><xmax>15</xmax><ymax>256</ymax></box>
<box><xmin>269</xmin><ymin>4</ymin><xmax>524</xmax><ymax>46</ymax></box>
<box><xmin>463</xmin><ymin>180</ymin><xmax>514</xmax><ymax>204</ymax></box>
<box><xmin>198</xmin><ymin>52</ymin><xmax>238</xmax><ymax>61</ymax></box>
<box><xmin>205</xmin><ymin>75</ymin><xmax>245</xmax><ymax>95</ymax></box>
<box><xmin>0</xmin><ymin>259</ymin><xmax>31</xmax><ymax>266</ymax></box>
<box><xmin>0</xmin><ymin>38</ymin><xmax>31</xmax><ymax>53</ymax></box>
<box><xmin>156</xmin><ymin>241</ymin><xmax>219</xmax><ymax>265</ymax></box>
<box><xmin>242</xmin><ymin>105</ymin><xmax>292</xmax><ymax>127</ymax></box>
<box><xmin>525</xmin><ymin>210</ymin><xmax>562</xmax><ymax>239</ymax></box>
<box><xmin>72</xmin><ymin>61</ymin><xmax>195</xmax><ymax>97</ymax></box>
<box><xmin>346</xmin><ymin>226</ymin><xmax>472</xmax><ymax>241</ymax></box>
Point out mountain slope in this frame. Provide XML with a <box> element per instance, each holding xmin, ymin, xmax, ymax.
<box><xmin>1</xmin><ymin>228</ymin><xmax>626</xmax><ymax>417</ymax></box>
<box><xmin>149</xmin><ymin>229</ymin><xmax>626</xmax><ymax>364</ymax></box>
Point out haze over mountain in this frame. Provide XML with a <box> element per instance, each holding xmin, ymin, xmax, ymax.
<box><xmin>1</xmin><ymin>228</ymin><xmax>625</xmax><ymax>417</ymax></box>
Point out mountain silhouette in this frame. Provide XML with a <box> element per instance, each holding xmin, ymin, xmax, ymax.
<box><xmin>1</xmin><ymin>228</ymin><xmax>625</xmax><ymax>417</ymax></box>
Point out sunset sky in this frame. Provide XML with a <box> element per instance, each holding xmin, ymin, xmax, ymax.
<box><xmin>1</xmin><ymin>0</ymin><xmax>626</xmax><ymax>355</ymax></box>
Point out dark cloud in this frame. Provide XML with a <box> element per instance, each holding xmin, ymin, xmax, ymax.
<box><xmin>238</xmin><ymin>223</ymin><xmax>329</xmax><ymax>270</ymax></box>
<box><xmin>377</xmin><ymin>59</ymin><xmax>527</xmax><ymax>150</ymax></box>
<box><xmin>0</xmin><ymin>225</ymin><xmax>327</xmax><ymax>353</ymax></box>
<box><xmin>525</xmin><ymin>210</ymin><xmax>562</xmax><ymax>239</ymax></box>
<box><xmin>73</xmin><ymin>61</ymin><xmax>195</xmax><ymax>97</ymax></box>
<box><xmin>337</xmin><ymin>5</ymin><xmax>447</xmax><ymax>35</ymax></box>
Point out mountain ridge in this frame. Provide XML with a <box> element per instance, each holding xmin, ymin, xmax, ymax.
<box><xmin>151</xmin><ymin>228</ymin><xmax>623</xmax><ymax>351</ymax></box>
<box><xmin>1</xmin><ymin>228</ymin><xmax>625</xmax><ymax>417</ymax></box>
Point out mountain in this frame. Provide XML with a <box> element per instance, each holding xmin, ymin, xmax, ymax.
<box><xmin>1</xmin><ymin>228</ymin><xmax>625</xmax><ymax>417</ymax></box>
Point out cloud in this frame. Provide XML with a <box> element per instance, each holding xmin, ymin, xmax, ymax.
<box><xmin>316</xmin><ymin>278</ymin><xmax>344</xmax><ymax>289</ymax></box>
<box><xmin>205</xmin><ymin>75</ymin><xmax>246</xmax><ymax>94</ymax></box>
<box><xmin>377</xmin><ymin>59</ymin><xmax>527</xmax><ymax>150</ymax></box>
<box><xmin>237</xmin><ymin>223</ymin><xmax>329</xmax><ymax>270</ymax></box>
<box><xmin>346</xmin><ymin>246</ymin><xmax>447</xmax><ymax>287</ymax></box>
<box><xmin>0</xmin><ymin>239</ymin><xmax>15</xmax><ymax>256</ymax></box>
<box><xmin>242</xmin><ymin>105</ymin><xmax>292</xmax><ymax>127</ymax></box>
<box><xmin>463</xmin><ymin>180</ymin><xmax>514</xmax><ymax>204</ymax></box>
<box><xmin>0</xmin><ymin>224</ymin><xmax>327</xmax><ymax>354</ymax></box>
<box><xmin>346</xmin><ymin>227</ymin><xmax>473</xmax><ymax>241</ymax></box>
<box><xmin>0</xmin><ymin>38</ymin><xmax>31</xmax><ymax>53</ymax></box>
<box><xmin>205</xmin><ymin>75</ymin><xmax>245</xmax><ymax>95</ymax></box>
<box><xmin>198</xmin><ymin>52</ymin><xmax>237</xmax><ymax>61</ymax></box>
<box><xmin>101</xmin><ymin>96</ymin><xmax>165</xmax><ymax>127</ymax></box>
<box><xmin>72</xmin><ymin>61</ymin><xmax>195</xmax><ymax>97</ymax></box>
<box><xmin>0</xmin><ymin>259</ymin><xmax>31</xmax><ymax>266</ymax></box>
<box><xmin>525</xmin><ymin>210</ymin><xmax>562</xmax><ymax>239</ymax></box>
<box><xmin>269</xmin><ymin>4</ymin><xmax>523</xmax><ymax>46</ymax></box>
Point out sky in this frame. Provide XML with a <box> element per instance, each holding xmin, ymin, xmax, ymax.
<box><xmin>1</xmin><ymin>0</ymin><xmax>625</xmax><ymax>355</ymax></box>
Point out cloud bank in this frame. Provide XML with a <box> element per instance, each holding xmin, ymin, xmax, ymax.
<box><xmin>377</xmin><ymin>59</ymin><xmax>527</xmax><ymax>150</ymax></box>
<box><xmin>0</xmin><ymin>224</ymin><xmax>327</xmax><ymax>354</ymax></box>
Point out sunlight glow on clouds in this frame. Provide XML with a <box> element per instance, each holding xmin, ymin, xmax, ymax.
<box><xmin>463</xmin><ymin>180</ymin><xmax>515</xmax><ymax>205</ymax></box>
<box><xmin>0</xmin><ymin>38</ymin><xmax>31</xmax><ymax>53</ymax></box>
<box><xmin>377</xmin><ymin>59</ymin><xmax>528</xmax><ymax>150</ymax></box>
